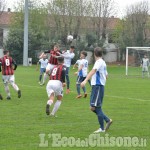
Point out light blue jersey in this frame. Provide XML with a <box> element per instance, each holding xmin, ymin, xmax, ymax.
<box><xmin>91</xmin><ymin>58</ymin><xmax>108</xmax><ymax>86</ymax></box>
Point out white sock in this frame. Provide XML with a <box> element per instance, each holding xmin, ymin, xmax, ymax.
<box><xmin>51</xmin><ymin>100</ymin><xmax>62</xmax><ymax>115</ymax></box>
<box><xmin>47</xmin><ymin>99</ymin><xmax>53</xmax><ymax>106</ymax></box>
<box><xmin>43</xmin><ymin>73</ymin><xmax>48</xmax><ymax>83</ymax></box>
<box><xmin>11</xmin><ymin>83</ymin><xmax>19</xmax><ymax>91</ymax></box>
<box><xmin>4</xmin><ymin>83</ymin><xmax>10</xmax><ymax>97</ymax></box>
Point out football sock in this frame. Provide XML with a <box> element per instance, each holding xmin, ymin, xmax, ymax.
<box><xmin>39</xmin><ymin>74</ymin><xmax>42</xmax><ymax>82</ymax></box>
<box><xmin>43</xmin><ymin>73</ymin><xmax>47</xmax><ymax>83</ymax></box>
<box><xmin>82</xmin><ymin>86</ymin><xmax>86</xmax><ymax>93</ymax></box>
<box><xmin>76</xmin><ymin>84</ymin><xmax>80</xmax><ymax>95</ymax></box>
<box><xmin>11</xmin><ymin>83</ymin><xmax>19</xmax><ymax>91</ymax></box>
<box><xmin>4</xmin><ymin>83</ymin><xmax>10</xmax><ymax>97</ymax></box>
<box><xmin>51</xmin><ymin>100</ymin><xmax>62</xmax><ymax>115</ymax></box>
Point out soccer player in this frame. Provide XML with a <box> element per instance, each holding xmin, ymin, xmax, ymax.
<box><xmin>81</xmin><ymin>47</ymin><xmax>112</xmax><ymax>133</ymax></box>
<box><xmin>57</xmin><ymin>46</ymin><xmax>75</xmax><ymax>94</ymax></box>
<box><xmin>141</xmin><ymin>54</ymin><xmax>149</xmax><ymax>78</ymax></box>
<box><xmin>45</xmin><ymin>57</ymin><xmax>66</xmax><ymax>117</ymax></box>
<box><xmin>36</xmin><ymin>54</ymin><xmax>48</xmax><ymax>85</ymax></box>
<box><xmin>74</xmin><ymin>51</ymin><xmax>88</xmax><ymax>98</ymax></box>
<box><xmin>39</xmin><ymin>44</ymin><xmax>61</xmax><ymax>84</ymax></box>
<box><xmin>0</xmin><ymin>50</ymin><xmax>21</xmax><ymax>100</ymax></box>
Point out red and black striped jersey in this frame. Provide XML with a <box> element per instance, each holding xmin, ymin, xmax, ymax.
<box><xmin>50</xmin><ymin>64</ymin><xmax>66</xmax><ymax>83</ymax></box>
<box><xmin>49</xmin><ymin>50</ymin><xmax>61</xmax><ymax>65</ymax></box>
<box><xmin>0</xmin><ymin>56</ymin><xmax>16</xmax><ymax>75</ymax></box>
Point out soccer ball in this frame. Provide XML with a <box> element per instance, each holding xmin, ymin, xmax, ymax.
<box><xmin>67</xmin><ymin>35</ymin><xmax>73</xmax><ymax>42</ymax></box>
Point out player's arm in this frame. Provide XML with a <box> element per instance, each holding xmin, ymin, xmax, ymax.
<box><xmin>74</xmin><ymin>64</ymin><xmax>83</xmax><ymax>75</ymax></box>
<box><xmin>81</xmin><ymin>69</ymin><xmax>96</xmax><ymax>87</ymax></box>
<box><xmin>62</xmin><ymin>67</ymin><xmax>66</xmax><ymax>87</ymax></box>
<box><xmin>36</xmin><ymin>61</ymin><xmax>40</xmax><ymax>71</ymax></box>
<box><xmin>12</xmin><ymin>59</ymin><xmax>17</xmax><ymax>70</ymax></box>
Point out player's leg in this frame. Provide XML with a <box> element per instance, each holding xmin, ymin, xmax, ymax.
<box><xmin>76</xmin><ymin>76</ymin><xmax>82</xmax><ymax>98</ymax></box>
<box><xmin>82</xmin><ymin>77</ymin><xmax>87</xmax><ymax>98</ymax></box>
<box><xmin>9</xmin><ymin>75</ymin><xmax>21</xmax><ymax>98</ymax></box>
<box><xmin>46</xmin><ymin>81</ymin><xmax>55</xmax><ymax>115</ymax></box>
<box><xmin>66</xmin><ymin>67</ymin><xmax>70</xmax><ymax>94</ymax></box>
<box><xmin>50</xmin><ymin>95</ymin><xmax>62</xmax><ymax>117</ymax></box>
<box><xmin>39</xmin><ymin>68</ymin><xmax>43</xmax><ymax>84</ymax></box>
<box><xmin>50</xmin><ymin>82</ymin><xmax>63</xmax><ymax>116</ymax></box>
<box><xmin>2</xmin><ymin>76</ymin><xmax>11</xmax><ymax>99</ymax></box>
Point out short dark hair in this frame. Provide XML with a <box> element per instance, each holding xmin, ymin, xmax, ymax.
<box><xmin>94</xmin><ymin>47</ymin><xmax>103</xmax><ymax>57</ymax></box>
<box><xmin>81</xmin><ymin>51</ymin><xmax>87</xmax><ymax>57</ymax></box>
<box><xmin>57</xmin><ymin>57</ymin><xmax>64</xmax><ymax>63</ymax></box>
<box><xmin>3</xmin><ymin>50</ymin><xmax>9</xmax><ymax>55</ymax></box>
<box><xmin>70</xmin><ymin>46</ymin><xmax>75</xmax><ymax>49</ymax></box>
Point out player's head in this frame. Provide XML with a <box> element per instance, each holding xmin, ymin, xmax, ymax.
<box><xmin>54</xmin><ymin>44</ymin><xmax>60</xmax><ymax>51</ymax></box>
<box><xmin>70</xmin><ymin>46</ymin><xmax>75</xmax><ymax>52</ymax></box>
<box><xmin>144</xmin><ymin>54</ymin><xmax>147</xmax><ymax>58</ymax></box>
<box><xmin>57</xmin><ymin>57</ymin><xmax>64</xmax><ymax>64</ymax></box>
<box><xmin>3</xmin><ymin>50</ymin><xmax>9</xmax><ymax>56</ymax></box>
<box><xmin>94</xmin><ymin>47</ymin><xmax>103</xmax><ymax>58</ymax></box>
<box><xmin>80</xmin><ymin>51</ymin><xmax>87</xmax><ymax>59</ymax></box>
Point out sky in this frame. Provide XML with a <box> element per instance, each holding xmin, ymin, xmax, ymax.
<box><xmin>5</xmin><ymin>0</ymin><xmax>147</xmax><ymax>18</ymax></box>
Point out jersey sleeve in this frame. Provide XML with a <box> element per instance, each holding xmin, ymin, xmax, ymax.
<box><xmin>93</xmin><ymin>60</ymin><xmax>101</xmax><ymax>70</ymax></box>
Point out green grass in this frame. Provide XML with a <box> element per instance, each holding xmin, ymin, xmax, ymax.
<box><xmin>0</xmin><ymin>65</ymin><xmax>149</xmax><ymax>150</ymax></box>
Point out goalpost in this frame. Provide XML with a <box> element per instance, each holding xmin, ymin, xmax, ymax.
<box><xmin>126</xmin><ymin>47</ymin><xmax>150</xmax><ymax>76</ymax></box>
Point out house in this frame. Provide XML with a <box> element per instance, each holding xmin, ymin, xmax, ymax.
<box><xmin>0</xmin><ymin>9</ymin><xmax>12</xmax><ymax>49</ymax></box>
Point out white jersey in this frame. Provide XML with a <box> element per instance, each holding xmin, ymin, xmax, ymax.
<box><xmin>39</xmin><ymin>58</ymin><xmax>48</xmax><ymax>68</ymax></box>
<box><xmin>75</xmin><ymin>59</ymin><xmax>81</xmax><ymax>69</ymax></box>
<box><xmin>78</xmin><ymin>59</ymin><xmax>88</xmax><ymax>77</ymax></box>
<box><xmin>61</xmin><ymin>50</ymin><xmax>75</xmax><ymax>67</ymax></box>
<box><xmin>142</xmin><ymin>58</ymin><xmax>149</xmax><ymax>67</ymax></box>
<box><xmin>91</xmin><ymin>58</ymin><xmax>108</xmax><ymax>86</ymax></box>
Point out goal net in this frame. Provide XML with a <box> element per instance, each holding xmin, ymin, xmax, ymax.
<box><xmin>126</xmin><ymin>47</ymin><xmax>150</xmax><ymax>76</ymax></box>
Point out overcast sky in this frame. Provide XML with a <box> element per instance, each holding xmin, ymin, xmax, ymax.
<box><xmin>6</xmin><ymin>0</ymin><xmax>147</xmax><ymax>18</ymax></box>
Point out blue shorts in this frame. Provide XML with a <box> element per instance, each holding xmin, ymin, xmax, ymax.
<box><xmin>40</xmin><ymin>68</ymin><xmax>46</xmax><ymax>74</ymax></box>
<box><xmin>90</xmin><ymin>85</ymin><xmax>104</xmax><ymax>107</ymax></box>
<box><xmin>76</xmin><ymin>76</ymin><xmax>86</xmax><ymax>84</ymax></box>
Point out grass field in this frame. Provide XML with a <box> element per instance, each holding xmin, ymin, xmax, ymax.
<box><xmin>0</xmin><ymin>65</ymin><xmax>150</xmax><ymax>150</ymax></box>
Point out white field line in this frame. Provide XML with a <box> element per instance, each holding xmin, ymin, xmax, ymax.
<box><xmin>17</xmin><ymin>83</ymin><xmax>150</xmax><ymax>102</ymax></box>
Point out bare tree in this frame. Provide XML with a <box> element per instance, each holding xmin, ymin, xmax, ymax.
<box><xmin>89</xmin><ymin>0</ymin><xmax>116</xmax><ymax>43</ymax></box>
<box><xmin>125</xmin><ymin>1</ymin><xmax>149</xmax><ymax>46</ymax></box>
<box><xmin>0</xmin><ymin>0</ymin><xmax>6</xmax><ymax>15</ymax></box>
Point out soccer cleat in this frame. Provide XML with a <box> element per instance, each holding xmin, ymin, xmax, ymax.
<box><xmin>18</xmin><ymin>90</ymin><xmax>21</xmax><ymax>98</ymax></box>
<box><xmin>93</xmin><ymin>128</ymin><xmax>105</xmax><ymax>133</ymax></box>
<box><xmin>76</xmin><ymin>95</ymin><xmax>82</xmax><ymax>99</ymax></box>
<box><xmin>83</xmin><ymin>93</ymin><xmax>87</xmax><ymax>98</ymax></box>
<box><xmin>46</xmin><ymin>104</ymin><xmax>50</xmax><ymax>115</ymax></box>
<box><xmin>105</xmin><ymin>119</ymin><xmax>113</xmax><ymax>131</ymax></box>
<box><xmin>50</xmin><ymin>114</ymin><xmax>58</xmax><ymax>118</ymax></box>
<box><xmin>6</xmin><ymin>96</ymin><xmax>11</xmax><ymax>100</ymax></box>
<box><xmin>66</xmin><ymin>89</ymin><xmax>70</xmax><ymax>94</ymax></box>
<box><xmin>40</xmin><ymin>82</ymin><xmax>45</xmax><ymax>86</ymax></box>
<box><xmin>0</xmin><ymin>94</ymin><xmax>3</xmax><ymax>100</ymax></box>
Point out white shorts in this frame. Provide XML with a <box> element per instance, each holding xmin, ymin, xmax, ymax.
<box><xmin>2</xmin><ymin>75</ymin><xmax>15</xmax><ymax>84</ymax></box>
<box><xmin>46</xmin><ymin>63</ymin><xmax>55</xmax><ymax>72</ymax></box>
<box><xmin>142</xmin><ymin>66</ymin><xmax>148</xmax><ymax>72</ymax></box>
<box><xmin>46</xmin><ymin>80</ymin><xmax>63</xmax><ymax>97</ymax></box>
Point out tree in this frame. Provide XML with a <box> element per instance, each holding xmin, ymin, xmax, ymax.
<box><xmin>0</xmin><ymin>0</ymin><xmax>6</xmax><ymax>15</ymax></box>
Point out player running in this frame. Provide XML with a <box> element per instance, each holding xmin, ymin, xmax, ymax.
<box><xmin>0</xmin><ymin>50</ymin><xmax>21</xmax><ymax>100</ymax></box>
<box><xmin>81</xmin><ymin>47</ymin><xmax>112</xmax><ymax>133</ymax></box>
<box><xmin>39</xmin><ymin>44</ymin><xmax>61</xmax><ymax>85</ymax></box>
<box><xmin>57</xmin><ymin>46</ymin><xmax>75</xmax><ymax>94</ymax></box>
<box><xmin>45</xmin><ymin>57</ymin><xmax>66</xmax><ymax>117</ymax></box>
<box><xmin>36</xmin><ymin>54</ymin><xmax>48</xmax><ymax>85</ymax></box>
<box><xmin>74</xmin><ymin>51</ymin><xmax>88</xmax><ymax>98</ymax></box>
